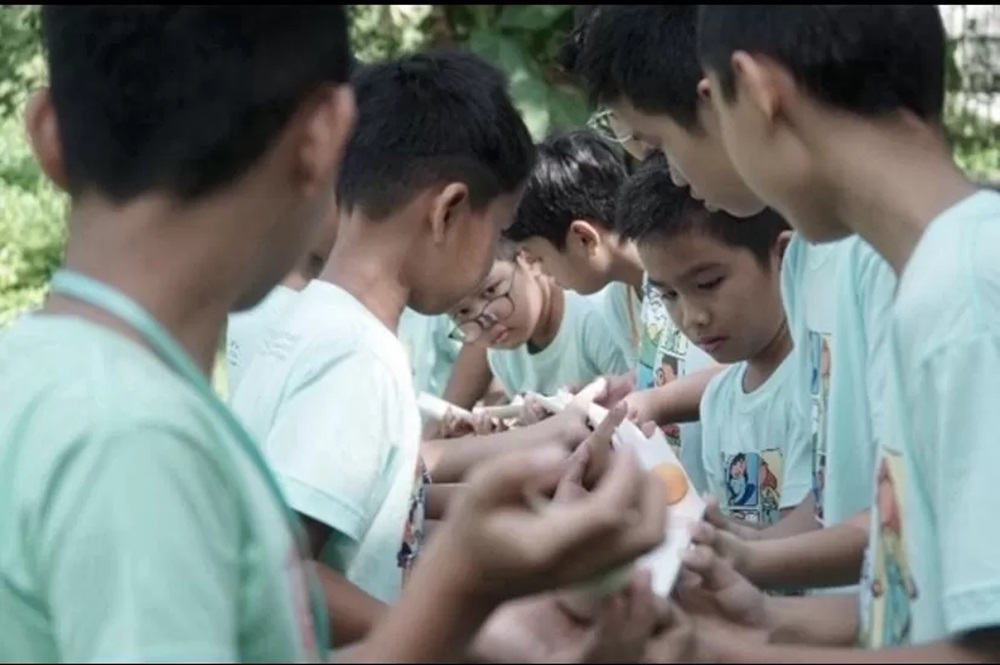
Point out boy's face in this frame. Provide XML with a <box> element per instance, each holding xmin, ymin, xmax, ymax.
<box><xmin>411</xmin><ymin>190</ymin><xmax>523</xmax><ymax>315</ymax></box>
<box><xmin>447</xmin><ymin>257</ymin><xmax>544</xmax><ymax>350</ymax></box>
<box><xmin>639</xmin><ymin>230</ymin><xmax>784</xmax><ymax>365</ymax></box>
<box><xmin>518</xmin><ymin>224</ymin><xmax>613</xmax><ymax>296</ymax></box>
<box><xmin>704</xmin><ymin>60</ymin><xmax>850</xmax><ymax>243</ymax></box>
<box><xmin>609</xmin><ymin>95</ymin><xmax>767</xmax><ymax>219</ymax></box>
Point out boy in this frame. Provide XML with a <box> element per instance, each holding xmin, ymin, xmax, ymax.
<box><xmin>448</xmin><ymin>238</ymin><xmax>631</xmax><ymax>398</ymax></box>
<box><xmin>504</xmin><ymin>130</ymin><xmax>717</xmax><ymax>491</ymax></box>
<box><xmin>0</xmin><ymin>7</ymin><xmax>672</xmax><ymax>664</ymax></box>
<box><xmin>230</xmin><ymin>49</ymin><xmax>636</xmax><ymax>648</ymax></box>
<box><xmin>226</xmin><ymin>207</ymin><xmax>339</xmax><ymax>394</ymax></box>
<box><xmin>617</xmin><ymin>157</ymin><xmax>814</xmax><ymax>536</ymax></box>
<box><xmin>684</xmin><ymin>4</ymin><xmax>1000</xmax><ymax>659</ymax></box>
<box><xmin>572</xmin><ymin>4</ymin><xmax>897</xmax><ymax>591</ymax></box>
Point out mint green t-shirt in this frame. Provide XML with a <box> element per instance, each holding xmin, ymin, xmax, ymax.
<box><xmin>398</xmin><ymin>308</ymin><xmax>463</xmax><ymax>398</ymax></box>
<box><xmin>487</xmin><ymin>290</ymin><xmax>631</xmax><ymax>397</ymax></box>
<box><xmin>0</xmin><ymin>316</ymin><xmax>322</xmax><ymax>662</ymax></box>
<box><xmin>859</xmin><ymin>190</ymin><xmax>1000</xmax><ymax>648</ymax></box>
<box><xmin>591</xmin><ymin>281</ymin><xmax>643</xmax><ymax>368</ymax></box>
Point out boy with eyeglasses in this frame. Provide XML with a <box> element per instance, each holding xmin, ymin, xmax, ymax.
<box><xmin>447</xmin><ymin>239</ymin><xmax>631</xmax><ymax>398</ymax></box>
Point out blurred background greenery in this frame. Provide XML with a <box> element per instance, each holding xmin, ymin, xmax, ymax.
<box><xmin>1</xmin><ymin>4</ymin><xmax>999</xmax><ymax>330</ymax></box>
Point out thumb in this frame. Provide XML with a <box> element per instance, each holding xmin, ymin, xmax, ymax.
<box><xmin>681</xmin><ymin>544</ymin><xmax>741</xmax><ymax>593</ymax></box>
<box><xmin>702</xmin><ymin>495</ymin><xmax>729</xmax><ymax>529</ymax></box>
<box><xmin>465</xmin><ymin>445</ymin><xmax>571</xmax><ymax>509</ymax></box>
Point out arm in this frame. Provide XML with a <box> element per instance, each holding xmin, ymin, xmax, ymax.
<box><xmin>422</xmin><ymin>412</ymin><xmax>583</xmax><ymax>483</ymax></box>
<box><xmin>631</xmin><ymin>364</ymin><xmax>726</xmax><ymax>424</ymax></box>
<box><xmin>744</xmin><ymin>516</ymin><xmax>868</xmax><ymax>590</ymax></box>
<box><xmin>301</xmin><ymin>516</ymin><xmax>387</xmax><ymax>645</ymax></box>
<box><xmin>37</xmin><ymin>426</ymin><xmax>245</xmax><ymax>661</ymax></box>
<box><xmin>441</xmin><ymin>343</ymin><xmax>494</xmax><ymax>411</ymax></box>
<box><xmin>764</xmin><ymin>593</ymin><xmax>860</xmax><ymax>646</ymax></box>
<box><xmin>425</xmin><ymin>483</ymin><xmax>462</xmax><ymax>520</ymax></box>
<box><xmin>759</xmin><ymin>495</ymin><xmax>821</xmax><ymax>540</ymax></box>
<box><xmin>707</xmin><ymin>633</ymin><xmax>1000</xmax><ymax>664</ymax></box>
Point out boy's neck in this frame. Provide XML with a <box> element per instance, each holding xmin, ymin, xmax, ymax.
<box><xmin>320</xmin><ymin>212</ymin><xmax>411</xmax><ymax>333</ymax></box>
<box><xmin>527</xmin><ymin>276</ymin><xmax>564</xmax><ymax>352</ymax></box>
<box><xmin>743</xmin><ymin>318</ymin><xmax>793</xmax><ymax>393</ymax></box>
<box><xmin>606</xmin><ymin>239</ymin><xmax>646</xmax><ymax>292</ymax></box>
<box><xmin>809</xmin><ymin>114</ymin><xmax>977</xmax><ymax>276</ymax></box>
<box><xmin>45</xmin><ymin>198</ymin><xmax>249</xmax><ymax>375</ymax></box>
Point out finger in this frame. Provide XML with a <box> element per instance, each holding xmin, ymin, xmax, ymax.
<box><xmin>553</xmin><ymin>446</ymin><xmax>590</xmax><ymax>503</ymax></box>
<box><xmin>702</xmin><ymin>495</ymin><xmax>729</xmax><ymax>529</ymax></box>
<box><xmin>465</xmin><ymin>445</ymin><xmax>571</xmax><ymax>509</ymax></box>
<box><xmin>571</xmin><ymin>377</ymin><xmax>608</xmax><ymax>408</ymax></box>
<box><xmin>688</xmin><ymin>520</ymin><xmax>718</xmax><ymax>548</ymax></box>
<box><xmin>625</xmin><ymin>567</ymin><xmax>657</xmax><ymax>632</ymax></box>
<box><xmin>639</xmin><ymin>420</ymin><xmax>658</xmax><ymax>437</ymax></box>
<box><xmin>681</xmin><ymin>544</ymin><xmax>741</xmax><ymax>593</ymax></box>
<box><xmin>564</xmin><ymin>381</ymin><xmax>583</xmax><ymax>395</ymax></box>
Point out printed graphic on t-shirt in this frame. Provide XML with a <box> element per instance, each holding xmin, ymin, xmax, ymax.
<box><xmin>720</xmin><ymin>449</ymin><xmax>783</xmax><ymax>526</ymax></box>
<box><xmin>397</xmin><ymin>457</ymin><xmax>430</xmax><ymax>583</ymax></box>
<box><xmin>285</xmin><ymin>545</ymin><xmax>319</xmax><ymax>659</ymax></box>
<box><xmin>808</xmin><ymin>331</ymin><xmax>833</xmax><ymax>521</ymax></box>
<box><xmin>859</xmin><ymin>450</ymin><xmax>917</xmax><ymax>648</ymax></box>
<box><xmin>637</xmin><ymin>283</ymin><xmax>688</xmax><ymax>457</ymax></box>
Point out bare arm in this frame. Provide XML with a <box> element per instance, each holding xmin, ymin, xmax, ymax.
<box><xmin>758</xmin><ymin>494</ymin><xmax>821</xmax><ymax>540</ymax></box>
<box><xmin>633</xmin><ymin>365</ymin><xmax>726</xmax><ymax>424</ymax></box>
<box><xmin>425</xmin><ymin>484</ymin><xmax>461</xmax><ymax>520</ymax></box>
<box><xmin>709</xmin><ymin>633</ymin><xmax>1000</xmax><ymax>664</ymax></box>
<box><xmin>442</xmin><ymin>343</ymin><xmax>494</xmax><ymax>411</ymax></box>
<box><xmin>745</xmin><ymin>511</ymin><xmax>868</xmax><ymax>591</ymax></box>
<box><xmin>765</xmin><ymin>593</ymin><xmax>860</xmax><ymax>646</ymax></box>
<box><xmin>301</xmin><ymin>515</ymin><xmax>387</xmax><ymax>645</ymax></box>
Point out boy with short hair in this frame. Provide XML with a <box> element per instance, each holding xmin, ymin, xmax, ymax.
<box><xmin>572</xmin><ymin>4</ymin><xmax>898</xmax><ymax>592</ymax></box>
<box><xmin>504</xmin><ymin>129</ymin><xmax>717</xmax><ymax>491</ymax></box>
<box><xmin>617</xmin><ymin>157</ymin><xmax>814</xmax><ymax>535</ymax></box>
<box><xmin>683</xmin><ymin>4</ymin><xmax>1000</xmax><ymax>659</ymax></box>
<box><xmin>448</xmin><ymin>238</ymin><xmax>631</xmax><ymax>398</ymax></box>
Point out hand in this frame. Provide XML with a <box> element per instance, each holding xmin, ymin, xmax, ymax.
<box><xmin>473</xmin><ymin>568</ymin><xmax>665</xmax><ymax>664</ymax></box>
<box><xmin>573</xmin><ymin>372</ymin><xmax>635</xmax><ymax>409</ymax></box>
<box><xmin>676</xmin><ymin>542</ymin><xmax>768</xmax><ymax>633</ymax></box>
<box><xmin>622</xmin><ymin>388</ymin><xmax>657</xmax><ymax>427</ymax></box>
<box><xmin>436</xmin><ymin>402</ymin><xmax>667</xmax><ymax>601</ymax></box>
<box><xmin>642</xmin><ymin>601</ymin><xmax>696</xmax><ymax>664</ymax></box>
<box><xmin>690</xmin><ymin>518</ymin><xmax>757</xmax><ymax>579</ymax></box>
<box><xmin>703</xmin><ymin>496</ymin><xmax>761</xmax><ymax>543</ymax></box>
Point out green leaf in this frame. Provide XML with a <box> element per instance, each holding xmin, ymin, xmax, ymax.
<box><xmin>496</xmin><ymin>5</ymin><xmax>571</xmax><ymax>33</ymax></box>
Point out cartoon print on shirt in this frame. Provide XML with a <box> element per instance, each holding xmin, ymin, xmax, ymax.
<box><xmin>868</xmin><ymin>452</ymin><xmax>917</xmax><ymax>648</ymax></box>
<box><xmin>397</xmin><ymin>457</ymin><xmax>430</xmax><ymax>584</ymax></box>
<box><xmin>722</xmin><ymin>449</ymin><xmax>784</xmax><ymax>526</ymax></box>
<box><xmin>809</xmin><ymin>331</ymin><xmax>832</xmax><ymax>521</ymax></box>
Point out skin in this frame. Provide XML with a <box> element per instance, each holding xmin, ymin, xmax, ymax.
<box><xmin>679</xmin><ymin>48</ymin><xmax>997</xmax><ymax>663</ymax></box>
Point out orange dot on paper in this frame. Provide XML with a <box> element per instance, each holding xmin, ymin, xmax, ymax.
<box><xmin>652</xmin><ymin>463</ymin><xmax>689</xmax><ymax>505</ymax></box>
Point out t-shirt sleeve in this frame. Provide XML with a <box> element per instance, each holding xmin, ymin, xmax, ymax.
<box><xmin>581</xmin><ymin>304</ymin><xmax>633</xmax><ymax>378</ymax></box>
<box><xmin>858</xmin><ymin>249</ymin><xmax>896</xmax><ymax>461</ymax></box>
<box><xmin>36</xmin><ymin>424</ymin><xmax>242</xmax><ymax>662</ymax></box>
<box><xmin>778</xmin><ymin>384</ymin><xmax>813</xmax><ymax>509</ymax></box>
<box><xmin>915</xmin><ymin>335</ymin><xmax>1000</xmax><ymax>636</ymax></box>
<box><xmin>265</xmin><ymin>349</ymin><xmax>397</xmax><ymax>543</ymax></box>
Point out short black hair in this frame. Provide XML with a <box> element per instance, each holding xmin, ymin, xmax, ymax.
<box><xmin>504</xmin><ymin>129</ymin><xmax>628</xmax><ymax>249</ymax></box>
<box><xmin>616</xmin><ymin>153</ymin><xmax>789</xmax><ymax>265</ymax></box>
<box><xmin>336</xmin><ymin>49</ymin><xmax>536</xmax><ymax>221</ymax></box>
<box><xmin>570</xmin><ymin>6</ymin><xmax>704</xmax><ymax>132</ymax></box>
<box><xmin>697</xmin><ymin>6</ymin><xmax>946</xmax><ymax>122</ymax></box>
<box><xmin>40</xmin><ymin>6</ymin><xmax>353</xmax><ymax>203</ymax></box>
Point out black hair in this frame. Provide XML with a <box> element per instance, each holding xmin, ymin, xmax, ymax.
<box><xmin>503</xmin><ymin>129</ymin><xmax>628</xmax><ymax>249</ymax></box>
<box><xmin>697</xmin><ymin>6</ymin><xmax>946</xmax><ymax>122</ymax></box>
<box><xmin>616</xmin><ymin>153</ymin><xmax>789</xmax><ymax>265</ymax></box>
<box><xmin>336</xmin><ymin>48</ymin><xmax>536</xmax><ymax>221</ymax></box>
<box><xmin>570</xmin><ymin>6</ymin><xmax>704</xmax><ymax>132</ymax></box>
<box><xmin>40</xmin><ymin>6</ymin><xmax>353</xmax><ymax>203</ymax></box>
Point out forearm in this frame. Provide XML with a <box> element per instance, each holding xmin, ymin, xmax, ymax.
<box><xmin>765</xmin><ymin>593</ymin><xmax>859</xmax><ymax>646</ymax></box>
<box><xmin>315</xmin><ymin>563</ymin><xmax>387</xmax><ymax>646</ymax></box>
<box><xmin>423</xmin><ymin>422</ymin><xmax>555</xmax><ymax>483</ymax></box>
<box><xmin>645</xmin><ymin>365</ymin><xmax>725</xmax><ymax>424</ymax></box>
<box><xmin>758</xmin><ymin>495</ymin><xmax>820</xmax><ymax>540</ymax></box>
<box><xmin>345</xmin><ymin>534</ymin><xmax>495</xmax><ymax>663</ymax></box>
<box><xmin>442</xmin><ymin>344</ymin><xmax>493</xmax><ymax>411</ymax></box>
<box><xmin>746</xmin><ymin>519</ymin><xmax>867</xmax><ymax>591</ymax></box>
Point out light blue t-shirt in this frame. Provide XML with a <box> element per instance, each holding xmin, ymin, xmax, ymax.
<box><xmin>398</xmin><ymin>309</ymin><xmax>463</xmax><ymax>398</ymax></box>
<box><xmin>590</xmin><ymin>281</ymin><xmax>643</xmax><ymax>368</ymax></box>
<box><xmin>232</xmin><ymin>280</ymin><xmax>426</xmax><ymax>604</ymax></box>
<box><xmin>487</xmin><ymin>290</ymin><xmax>631</xmax><ymax>397</ymax></box>
<box><xmin>700</xmin><ymin>355</ymin><xmax>813</xmax><ymax>527</ymax></box>
<box><xmin>859</xmin><ymin>190</ymin><xmax>1000</xmax><ymax>648</ymax></box>
<box><xmin>226</xmin><ymin>284</ymin><xmax>298</xmax><ymax>396</ymax></box>
<box><xmin>636</xmin><ymin>275</ymin><xmax>714</xmax><ymax>495</ymax></box>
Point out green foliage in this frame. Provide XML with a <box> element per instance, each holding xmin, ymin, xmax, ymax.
<box><xmin>0</xmin><ymin>6</ymin><xmax>44</xmax><ymax>119</ymax></box>
<box><xmin>0</xmin><ymin>115</ymin><xmax>67</xmax><ymax>325</ymax></box>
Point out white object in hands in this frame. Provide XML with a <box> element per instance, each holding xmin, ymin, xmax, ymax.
<box><xmin>416</xmin><ymin>392</ymin><xmax>474</xmax><ymax>423</ymax></box>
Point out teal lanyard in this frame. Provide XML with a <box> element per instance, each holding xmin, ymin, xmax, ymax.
<box><xmin>49</xmin><ymin>269</ymin><xmax>330</xmax><ymax>655</ymax></box>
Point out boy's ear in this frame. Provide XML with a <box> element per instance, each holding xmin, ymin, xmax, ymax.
<box><xmin>429</xmin><ymin>182</ymin><xmax>471</xmax><ymax>244</ymax></box>
<box><xmin>24</xmin><ymin>87</ymin><xmax>69</xmax><ymax>192</ymax></box>
<box><xmin>730</xmin><ymin>51</ymin><xmax>780</xmax><ymax>122</ymax></box>
<box><xmin>566</xmin><ymin>220</ymin><xmax>603</xmax><ymax>257</ymax></box>
<box><xmin>696</xmin><ymin>77</ymin><xmax>712</xmax><ymax>102</ymax></box>
<box><xmin>776</xmin><ymin>229</ymin><xmax>794</xmax><ymax>264</ymax></box>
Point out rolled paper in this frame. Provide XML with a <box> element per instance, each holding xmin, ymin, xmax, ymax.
<box><xmin>416</xmin><ymin>392</ymin><xmax>474</xmax><ymax>423</ymax></box>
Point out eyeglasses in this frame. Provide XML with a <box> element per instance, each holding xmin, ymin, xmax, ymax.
<box><xmin>588</xmin><ymin>109</ymin><xmax>637</xmax><ymax>146</ymax></box>
<box><xmin>448</xmin><ymin>269</ymin><xmax>517</xmax><ymax>344</ymax></box>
